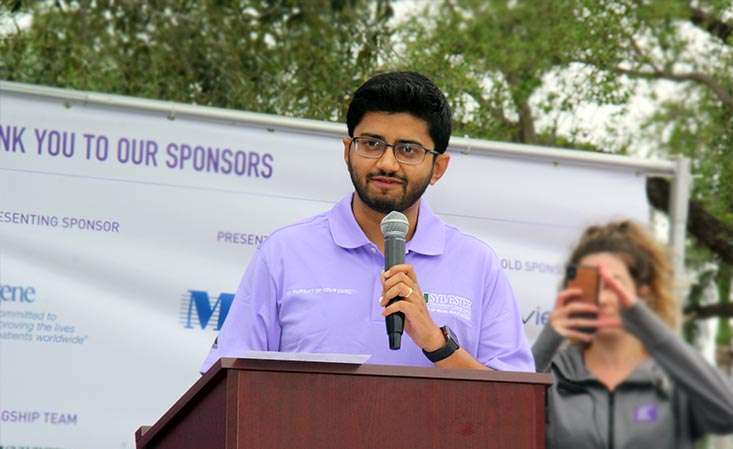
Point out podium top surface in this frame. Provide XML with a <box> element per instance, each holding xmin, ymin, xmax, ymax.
<box><xmin>214</xmin><ymin>357</ymin><xmax>552</xmax><ymax>384</ymax></box>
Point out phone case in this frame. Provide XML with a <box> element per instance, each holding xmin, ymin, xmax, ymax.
<box><xmin>565</xmin><ymin>265</ymin><xmax>600</xmax><ymax>334</ymax></box>
<box><xmin>566</xmin><ymin>265</ymin><xmax>600</xmax><ymax>304</ymax></box>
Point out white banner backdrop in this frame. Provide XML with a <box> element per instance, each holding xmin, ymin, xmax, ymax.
<box><xmin>1</xmin><ymin>85</ymin><xmax>650</xmax><ymax>449</ymax></box>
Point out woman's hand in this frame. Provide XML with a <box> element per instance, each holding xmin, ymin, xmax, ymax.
<box><xmin>598</xmin><ymin>265</ymin><xmax>638</xmax><ymax>310</ymax></box>
<box><xmin>547</xmin><ymin>288</ymin><xmax>601</xmax><ymax>343</ymax></box>
<box><xmin>547</xmin><ymin>288</ymin><xmax>621</xmax><ymax>341</ymax></box>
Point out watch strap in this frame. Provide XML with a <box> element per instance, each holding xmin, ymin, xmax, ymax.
<box><xmin>422</xmin><ymin>326</ymin><xmax>460</xmax><ymax>363</ymax></box>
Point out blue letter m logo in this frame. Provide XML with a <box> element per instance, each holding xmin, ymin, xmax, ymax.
<box><xmin>183</xmin><ymin>290</ymin><xmax>234</xmax><ymax>330</ymax></box>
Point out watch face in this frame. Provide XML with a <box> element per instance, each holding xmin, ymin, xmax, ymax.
<box><xmin>442</xmin><ymin>326</ymin><xmax>459</xmax><ymax>347</ymax></box>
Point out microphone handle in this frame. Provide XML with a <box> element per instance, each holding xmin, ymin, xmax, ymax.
<box><xmin>384</xmin><ymin>235</ymin><xmax>405</xmax><ymax>269</ymax></box>
<box><xmin>384</xmin><ymin>236</ymin><xmax>405</xmax><ymax>350</ymax></box>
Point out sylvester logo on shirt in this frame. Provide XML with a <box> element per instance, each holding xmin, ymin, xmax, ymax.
<box><xmin>424</xmin><ymin>292</ymin><xmax>472</xmax><ymax>321</ymax></box>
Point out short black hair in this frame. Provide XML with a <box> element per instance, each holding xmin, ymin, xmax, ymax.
<box><xmin>346</xmin><ymin>72</ymin><xmax>452</xmax><ymax>154</ymax></box>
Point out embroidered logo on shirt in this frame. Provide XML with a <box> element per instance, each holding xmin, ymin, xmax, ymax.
<box><xmin>286</xmin><ymin>287</ymin><xmax>356</xmax><ymax>296</ymax></box>
<box><xmin>633</xmin><ymin>404</ymin><xmax>658</xmax><ymax>423</ymax></box>
<box><xmin>424</xmin><ymin>292</ymin><xmax>472</xmax><ymax>321</ymax></box>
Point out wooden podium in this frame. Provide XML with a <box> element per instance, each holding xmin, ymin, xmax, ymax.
<box><xmin>136</xmin><ymin>358</ymin><xmax>551</xmax><ymax>449</ymax></box>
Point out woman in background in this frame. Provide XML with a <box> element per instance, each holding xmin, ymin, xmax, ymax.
<box><xmin>532</xmin><ymin>221</ymin><xmax>733</xmax><ymax>449</ymax></box>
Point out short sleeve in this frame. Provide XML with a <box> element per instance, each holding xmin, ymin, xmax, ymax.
<box><xmin>199</xmin><ymin>248</ymin><xmax>281</xmax><ymax>373</ymax></box>
<box><xmin>477</xmin><ymin>265</ymin><xmax>535</xmax><ymax>372</ymax></box>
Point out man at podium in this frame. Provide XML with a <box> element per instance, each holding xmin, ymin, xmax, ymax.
<box><xmin>201</xmin><ymin>72</ymin><xmax>534</xmax><ymax>373</ymax></box>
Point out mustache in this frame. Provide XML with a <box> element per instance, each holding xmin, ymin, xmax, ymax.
<box><xmin>367</xmin><ymin>171</ymin><xmax>407</xmax><ymax>183</ymax></box>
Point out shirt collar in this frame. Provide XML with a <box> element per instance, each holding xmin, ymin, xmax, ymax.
<box><xmin>327</xmin><ymin>193</ymin><xmax>446</xmax><ymax>256</ymax></box>
<box><xmin>328</xmin><ymin>194</ymin><xmax>371</xmax><ymax>249</ymax></box>
<box><xmin>407</xmin><ymin>197</ymin><xmax>446</xmax><ymax>256</ymax></box>
<box><xmin>554</xmin><ymin>345</ymin><xmax>671</xmax><ymax>395</ymax></box>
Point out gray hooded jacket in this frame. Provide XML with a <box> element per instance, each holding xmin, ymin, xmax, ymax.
<box><xmin>532</xmin><ymin>302</ymin><xmax>733</xmax><ymax>449</ymax></box>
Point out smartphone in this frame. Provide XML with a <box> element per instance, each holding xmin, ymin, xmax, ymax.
<box><xmin>565</xmin><ymin>265</ymin><xmax>600</xmax><ymax>333</ymax></box>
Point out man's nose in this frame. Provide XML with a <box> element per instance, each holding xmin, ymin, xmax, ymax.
<box><xmin>375</xmin><ymin>146</ymin><xmax>401</xmax><ymax>172</ymax></box>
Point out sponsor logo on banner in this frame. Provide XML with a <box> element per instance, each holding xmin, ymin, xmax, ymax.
<box><xmin>0</xmin><ymin>283</ymin><xmax>36</xmax><ymax>303</ymax></box>
<box><xmin>0</xmin><ymin>284</ymin><xmax>41</xmax><ymax>342</ymax></box>
<box><xmin>180</xmin><ymin>290</ymin><xmax>234</xmax><ymax>331</ymax></box>
<box><xmin>522</xmin><ymin>306</ymin><xmax>552</xmax><ymax>327</ymax></box>
<box><xmin>0</xmin><ymin>283</ymin><xmax>90</xmax><ymax>345</ymax></box>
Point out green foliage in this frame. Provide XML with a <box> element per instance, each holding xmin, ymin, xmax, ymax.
<box><xmin>391</xmin><ymin>0</ymin><xmax>647</xmax><ymax>145</ymax></box>
<box><xmin>0</xmin><ymin>0</ymin><xmax>395</xmax><ymax>121</ymax></box>
<box><xmin>392</xmin><ymin>0</ymin><xmax>615</xmax><ymax>144</ymax></box>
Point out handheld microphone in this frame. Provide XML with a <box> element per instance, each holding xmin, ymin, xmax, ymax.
<box><xmin>380</xmin><ymin>211</ymin><xmax>409</xmax><ymax>350</ymax></box>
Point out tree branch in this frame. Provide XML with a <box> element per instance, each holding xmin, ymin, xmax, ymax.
<box><xmin>689</xmin><ymin>7</ymin><xmax>732</xmax><ymax>45</ymax></box>
<box><xmin>628</xmin><ymin>37</ymin><xmax>660</xmax><ymax>71</ymax></box>
<box><xmin>684</xmin><ymin>302</ymin><xmax>733</xmax><ymax>319</ymax></box>
<box><xmin>464</xmin><ymin>86</ymin><xmax>516</xmax><ymax>129</ymax></box>
<box><xmin>488</xmin><ymin>107</ymin><xmax>515</xmax><ymax>129</ymax></box>
<box><xmin>503</xmin><ymin>71</ymin><xmax>537</xmax><ymax>144</ymax></box>
<box><xmin>647</xmin><ymin>177</ymin><xmax>733</xmax><ymax>265</ymax></box>
<box><xmin>613</xmin><ymin>66</ymin><xmax>733</xmax><ymax>109</ymax></box>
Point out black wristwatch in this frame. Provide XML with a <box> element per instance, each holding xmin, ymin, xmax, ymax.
<box><xmin>422</xmin><ymin>325</ymin><xmax>460</xmax><ymax>363</ymax></box>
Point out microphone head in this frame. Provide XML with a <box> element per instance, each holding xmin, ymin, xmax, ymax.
<box><xmin>380</xmin><ymin>211</ymin><xmax>409</xmax><ymax>240</ymax></box>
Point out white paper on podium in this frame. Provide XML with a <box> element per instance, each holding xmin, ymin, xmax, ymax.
<box><xmin>240</xmin><ymin>351</ymin><xmax>371</xmax><ymax>365</ymax></box>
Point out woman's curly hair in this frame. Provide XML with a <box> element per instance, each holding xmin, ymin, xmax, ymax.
<box><xmin>564</xmin><ymin>220</ymin><xmax>677</xmax><ymax>327</ymax></box>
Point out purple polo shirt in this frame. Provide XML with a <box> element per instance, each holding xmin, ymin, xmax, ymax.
<box><xmin>201</xmin><ymin>194</ymin><xmax>534</xmax><ymax>372</ymax></box>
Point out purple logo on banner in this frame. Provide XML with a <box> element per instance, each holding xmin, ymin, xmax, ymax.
<box><xmin>633</xmin><ymin>404</ymin><xmax>658</xmax><ymax>423</ymax></box>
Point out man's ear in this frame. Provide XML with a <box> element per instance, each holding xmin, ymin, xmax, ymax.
<box><xmin>343</xmin><ymin>137</ymin><xmax>351</xmax><ymax>165</ymax></box>
<box><xmin>430</xmin><ymin>153</ymin><xmax>450</xmax><ymax>185</ymax></box>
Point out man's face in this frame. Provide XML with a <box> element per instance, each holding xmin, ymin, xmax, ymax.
<box><xmin>343</xmin><ymin>112</ymin><xmax>449</xmax><ymax>214</ymax></box>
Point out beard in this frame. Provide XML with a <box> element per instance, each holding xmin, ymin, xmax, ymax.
<box><xmin>347</xmin><ymin>155</ymin><xmax>433</xmax><ymax>214</ymax></box>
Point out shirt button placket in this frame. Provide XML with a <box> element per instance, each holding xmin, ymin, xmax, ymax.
<box><xmin>369</xmin><ymin>244</ymin><xmax>384</xmax><ymax>321</ymax></box>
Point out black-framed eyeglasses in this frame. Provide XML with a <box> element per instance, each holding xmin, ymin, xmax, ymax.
<box><xmin>349</xmin><ymin>136</ymin><xmax>439</xmax><ymax>165</ymax></box>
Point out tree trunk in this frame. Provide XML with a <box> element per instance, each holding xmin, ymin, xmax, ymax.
<box><xmin>646</xmin><ymin>177</ymin><xmax>733</xmax><ymax>265</ymax></box>
<box><xmin>715</xmin><ymin>263</ymin><xmax>732</xmax><ymax>376</ymax></box>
